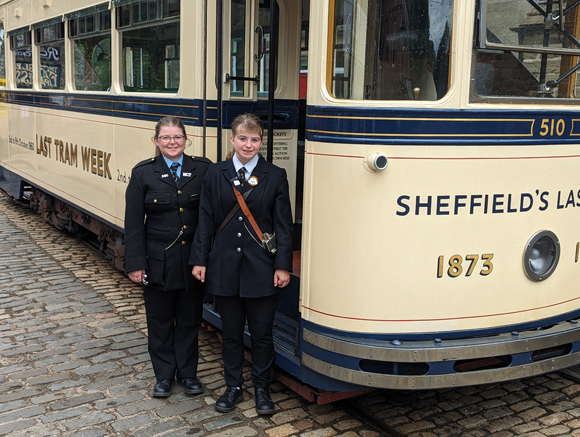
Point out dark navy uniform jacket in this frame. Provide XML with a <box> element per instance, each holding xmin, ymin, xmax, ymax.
<box><xmin>189</xmin><ymin>155</ymin><xmax>293</xmax><ymax>298</ymax></box>
<box><xmin>124</xmin><ymin>154</ymin><xmax>211</xmax><ymax>291</ymax></box>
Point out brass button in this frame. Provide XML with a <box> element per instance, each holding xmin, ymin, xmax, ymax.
<box><xmin>182</xmin><ymin>241</ymin><xmax>186</xmax><ymax>245</ymax></box>
<box><xmin>179</xmin><ymin>207</ymin><xmax>184</xmax><ymax>213</ymax></box>
<box><xmin>178</xmin><ymin>190</ymin><xmax>182</xmax><ymax>194</ymax></box>
<box><xmin>154</xmin><ymin>199</ymin><xmax>158</xmax><ymax>203</ymax></box>
<box><xmin>183</xmin><ymin>225</ymin><xmax>188</xmax><ymax>230</ymax></box>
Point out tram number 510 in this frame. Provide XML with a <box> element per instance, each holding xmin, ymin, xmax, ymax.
<box><xmin>437</xmin><ymin>254</ymin><xmax>494</xmax><ymax>278</ymax></box>
<box><xmin>539</xmin><ymin>118</ymin><xmax>566</xmax><ymax>137</ymax></box>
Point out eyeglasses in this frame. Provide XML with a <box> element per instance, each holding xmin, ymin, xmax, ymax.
<box><xmin>158</xmin><ymin>135</ymin><xmax>186</xmax><ymax>142</ymax></box>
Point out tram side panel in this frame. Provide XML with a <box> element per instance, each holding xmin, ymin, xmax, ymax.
<box><xmin>300</xmin><ymin>140</ymin><xmax>580</xmax><ymax>335</ymax></box>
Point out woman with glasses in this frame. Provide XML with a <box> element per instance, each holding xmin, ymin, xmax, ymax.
<box><xmin>124</xmin><ymin>116</ymin><xmax>211</xmax><ymax>398</ymax></box>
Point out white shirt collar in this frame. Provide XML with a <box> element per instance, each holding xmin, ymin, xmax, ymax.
<box><xmin>232</xmin><ymin>154</ymin><xmax>259</xmax><ymax>177</ymax></box>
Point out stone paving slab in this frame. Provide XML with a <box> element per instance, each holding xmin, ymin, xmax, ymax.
<box><xmin>0</xmin><ymin>197</ymin><xmax>380</xmax><ymax>437</ymax></box>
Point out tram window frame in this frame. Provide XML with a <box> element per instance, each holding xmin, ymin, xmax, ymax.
<box><xmin>10</xmin><ymin>29</ymin><xmax>33</xmax><ymax>89</ymax></box>
<box><xmin>328</xmin><ymin>0</ymin><xmax>452</xmax><ymax>102</ymax></box>
<box><xmin>35</xmin><ymin>21</ymin><xmax>66</xmax><ymax>90</ymax></box>
<box><xmin>116</xmin><ymin>0</ymin><xmax>181</xmax><ymax>93</ymax></box>
<box><xmin>473</xmin><ymin>0</ymin><xmax>580</xmax><ymax>101</ymax></box>
<box><xmin>68</xmin><ymin>6</ymin><xmax>112</xmax><ymax>92</ymax></box>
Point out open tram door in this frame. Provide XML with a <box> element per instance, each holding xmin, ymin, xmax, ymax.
<box><xmin>215</xmin><ymin>0</ymin><xmax>304</xmax><ymax>228</ymax></box>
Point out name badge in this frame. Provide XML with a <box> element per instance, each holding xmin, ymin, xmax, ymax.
<box><xmin>162</xmin><ymin>174</ymin><xmax>169</xmax><ymax>178</ymax></box>
<box><xmin>183</xmin><ymin>172</ymin><xmax>191</xmax><ymax>177</ymax></box>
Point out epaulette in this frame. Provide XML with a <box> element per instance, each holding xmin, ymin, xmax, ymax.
<box><xmin>134</xmin><ymin>157</ymin><xmax>156</xmax><ymax>168</ymax></box>
<box><xmin>193</xmin><ymin>156</ymin><xmax>213</xmax><ymax>166</ymax></box>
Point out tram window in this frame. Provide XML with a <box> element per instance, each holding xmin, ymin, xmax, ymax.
<box><xmin>230</xmin><ymin>0</ymin><xmax>247</xmax><ymax>97</ymax></box>
<box><xmin>116</xmin><ymin>0</ymin><xmax>180</xmax><ymax>93</ymax></box>
<box><xmin>257</xmin><ymin>0</ymin><xmax>278</xmax><ymax>97</ymax></box>
<box><xmin>330</xmin><ymin>0</ymin><xmax>452</xmax><ymax>101</ymax></box>
<box><xmin>10</xmin><ymin>29</ymin><xmax>33</xmax><ymax>89</ymax></box>
<box><xmin>35</xmin><ymin>21</ymin><xmax>65</xmax><ymax>90</ymax></box>
<box><xmin>229</xmin><ymin>0</ymin><xmax>278</xmax><ymax>98</ymax></box>
<box><xmin>68</xmin><ymin>5</ymin><xmax>111</xmax><ymax>92</ymax></box>
<box><xmin>475</xmin><ymin>0</ymin><xmax>580</xmax><ymax>99</ymax></box>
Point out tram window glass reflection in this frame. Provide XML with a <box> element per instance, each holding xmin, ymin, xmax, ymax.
<box><xmin>330</xmin><ymin>0</ymin><xmax>452</xmax><ymax>101</ymax></box>
<box><xmin>474</xmin><ymin>0</ymin><xmax>580</xmax><ymax>99</ymax></box>
<box><xmin>69</xmin><ymin>5</ymin><xmax>111</xmax><ymax>92</ymax></box>
<box><xmin>10</xmin><ymin>29</ymin><xmax>33</xmax><ymax>89</ymax></box>
<box><xmin>117</xmin><ymin>0</ymin><xmax>180</xmax><ymax>93</ymax></box>
<box><xmin>35</xmin><ymin>21</ymin><xmax>65</xmax><ymax>90</ymax></box>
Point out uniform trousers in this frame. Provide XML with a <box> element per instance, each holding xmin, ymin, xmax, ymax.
<box><xmin>143</xmin><ymin>286</ymin><xmax>204</xmax><ymax>380</ymax></box>
<box><xmin>215</xmin><ymin>294</ymin><xmax>278</xmax><ymax>388</ymax></box>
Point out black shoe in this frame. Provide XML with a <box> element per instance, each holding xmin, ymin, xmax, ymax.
<box><xmin>176</xmin><ymin>377</ymin><xmax>203</xmax><ymax>395</ymax></box>
<box><xmin>215</xmin><ymin>387</ymin><xmax>244</xmax><ymax>413</ymax></box>
<box><xmin>152</xmin><ymin>379</ymin><xmax>174</xmax><ymax>398</ymax></box>
<box><xmin>254</xmin><ymin>387</ymin><xmax>275</xmax><ymax>415</ymax></box>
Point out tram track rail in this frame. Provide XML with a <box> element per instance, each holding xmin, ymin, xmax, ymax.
<box><xmin>557</xmin><ymin>367</ymin><xmax>580</xmax><ymax>384</ymax></box>
<box><xmin>337</xmin><ymin>398</ymin><xmax>408</xmax><ymax>437</ymax></box>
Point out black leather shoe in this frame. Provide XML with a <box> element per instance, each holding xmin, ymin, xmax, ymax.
<box><xmin>176</xmin><ymin>377</ymin><xmax>203</xmax><ymax>395</ymax></box>
<box><xmin>254</xmin><ymin>387</ymin><xmax>275</xmax><ymax>415</ymax></box>
<box><xmin>215</xmin><ymin>387</ymin><xmax>244</xmax><ymax>413</ymax></box>
<box><xmin>152</xmin><ymin>379</ymin><xmax>174</xmax><ymax>398</ymax></box>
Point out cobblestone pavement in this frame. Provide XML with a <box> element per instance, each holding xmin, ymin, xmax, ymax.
<box><xmin>4</xmin><ymin>194</ymin><xmax>580</xmax><ymax>437</ymax></box>
<box><xmin>0</xmin><ymin>196</ymin><xmax>381</xmax><ymax>437</ymax></box>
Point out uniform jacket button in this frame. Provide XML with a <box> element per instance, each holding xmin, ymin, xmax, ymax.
<box><xmin>183</xmin><ymin>225</ymin><xmax>188</xmax><ymax>230</ymax></box>
<box><xmin>178</xmin><ymin>190</ymin><xmax>182</xmax><ymax>194</ymax></box>
<box><xmin>238</xmin><ymin>216</ymin><xmax>243</xmax><ymax>221</ymax></box>
<box><xmin>182</xmin><ymin>241</ymin><xmax>186</xmax><ymax>245</ymax></box>
<box><xmin>236</xmin><ymin>247</ymin><xmax>241</xmax><ymax>252</ymax></box>
<box><xmin>179</xmin><ymin>207</ymin><xmax>184</xmax><ymax>213</ymax></box>
<box><xmin>237</xmin><ymin>232</ymin><xmax>242</xmax><ymax>238</ymax></box>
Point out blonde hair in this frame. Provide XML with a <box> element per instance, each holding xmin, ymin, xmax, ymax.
<box><xmin>231</xmin><ymin>113</ymin><xmax>264</xmax><ymax>139</ymax></box>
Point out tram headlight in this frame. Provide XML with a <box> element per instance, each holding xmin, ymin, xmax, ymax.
<box><xmin>523</xmin><ymin>230</ymin><xmax>560</xmax><ymax>281</ymax></box>
<box><xmin>364</xmin><ymin>152</ymin><xmax>388</xmax><ymax>172</ymax></box>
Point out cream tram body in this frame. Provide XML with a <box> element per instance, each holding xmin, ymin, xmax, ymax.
<box><xmin>0</xmin><ymin>0</ymin><xmax>579</xmax><ymax>394</ymax></box>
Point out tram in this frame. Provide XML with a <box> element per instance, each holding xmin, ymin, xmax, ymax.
<box><xmin>1</xmin><ymin>0</ymin><xmax>580</xmax><ymax>402</ymax></box>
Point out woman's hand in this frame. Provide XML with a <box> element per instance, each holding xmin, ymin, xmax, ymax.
<box><xmin>192</xmin><ymin>265</ymin><xmax>206</xmax><ymax>282</ymax></box>
<box><xmin>274</xmin><ymin>269</ymin><xmax>290</xmax><ymax>288</ymax></box>
<box><xmin>128</xmin><ymin>269</ymin><xmax>146</xmax><ymax>284</ymax></box>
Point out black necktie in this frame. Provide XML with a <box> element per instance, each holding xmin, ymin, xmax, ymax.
<box><xmin>170</xmin><ymin>162</ymin><xmax>180</xmax><ymax>185</ymax></box>
<box><xmin>238</xmin><ymin>167</ymin><xmax>247</xmax><ymax>187</ymax></box>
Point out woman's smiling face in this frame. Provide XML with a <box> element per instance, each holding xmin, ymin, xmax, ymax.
<box><xmin>155</xmin><ymin>125</ymin><xmax>186</xmax><ymax>160</ymax></box>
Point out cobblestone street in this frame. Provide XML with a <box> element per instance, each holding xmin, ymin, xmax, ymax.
<box><xmin>0</xmin><ymin>197</ymin><xmax>379</xmax><ymax>436</ymax></box>
<box><xmin>6</xmin><ymin>195</ymin><xmax>580</xmax><ymax>437</ymax></box>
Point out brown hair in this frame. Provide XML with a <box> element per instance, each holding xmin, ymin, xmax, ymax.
<box><xmin>154</xmin><ymin>116</ymin><xmax>187</xmax><ymax>138</ymax></box>
<box><xmin>152</xmin><ymin>116</ymin><xmax>190</xmax><ymax>156</ymax></box>
<box><xmin>231</xmin><ymin>113</ymin><xmax>264</xmax><ymax>139</ymax></box>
